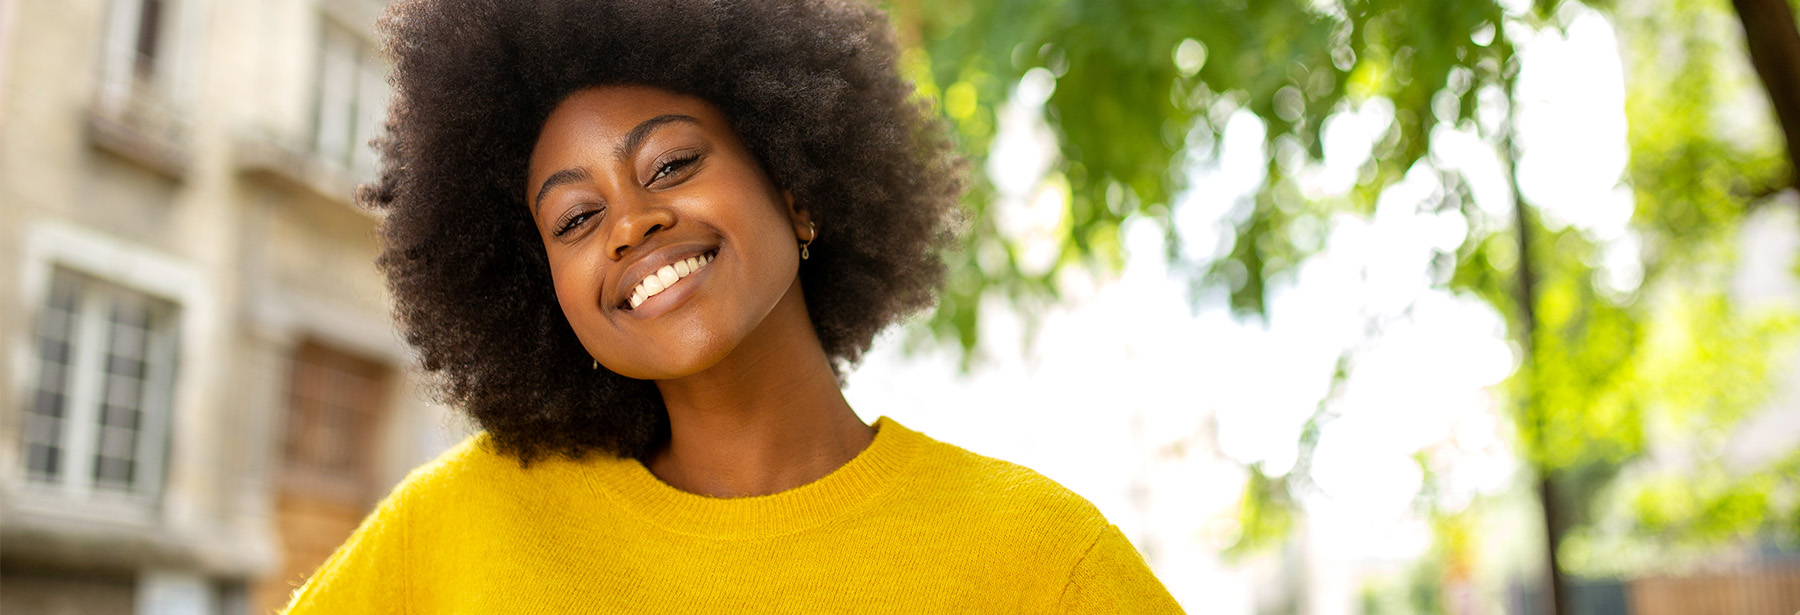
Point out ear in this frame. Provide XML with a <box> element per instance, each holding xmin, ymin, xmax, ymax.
<box><xmin>783</xmin><ymin>190</ymin><xmax>814</xmax><ymax>241</ymax></box>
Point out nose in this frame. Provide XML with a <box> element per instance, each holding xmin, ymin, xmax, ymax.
<box><xmin>604</xmin><ymin>195</ymin><xmax>677</xmax><ymax>261</ymax></box>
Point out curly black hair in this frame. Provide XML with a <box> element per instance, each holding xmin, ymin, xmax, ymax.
<box><xmin>361</xmin><ymin>0</ymin><xmax>964</xmax><ymax>466</ymax></box>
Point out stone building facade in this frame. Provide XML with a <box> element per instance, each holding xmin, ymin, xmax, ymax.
<box><xmin>0</xmin><ymin>0</ymin><xmax>467</xmax><ymax>613</ymax></box>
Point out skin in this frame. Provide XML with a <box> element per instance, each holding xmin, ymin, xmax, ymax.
<box><xmin>526</xmin><ymin>85</ymin><xmax>874</xmax><ymax>498</ymax></box>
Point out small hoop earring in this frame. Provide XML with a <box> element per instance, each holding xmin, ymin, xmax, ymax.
<box><xmin>592</xmin><ymin>359</ymin><xmax>598</xmax><ymax>370</ymax></box>
<box><xmin>800</xmin><ymin>222</ymin><xmax>816</xmax><ymax>260</ymax></box>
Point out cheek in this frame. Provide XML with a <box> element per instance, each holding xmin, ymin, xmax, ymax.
<box><xmin>549</xmin><ymin>258</ymin><xmax>601</xmax><ymax>332</ymax></box>
<box><xmin>547</xmin><ymin>254</ymin><xmax>646</xmax><ymax>371</ymax></box>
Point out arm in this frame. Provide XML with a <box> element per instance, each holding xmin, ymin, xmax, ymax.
<box><xmin>1057</xmin><ymin>524</ymin><xmax>1186</xmax><ymax>615</ymax></box>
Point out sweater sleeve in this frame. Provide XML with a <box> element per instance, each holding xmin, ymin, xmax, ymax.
<box><xmin>1058</xmin><ymin>524</ymin><xmax>1186</xmax><ymax>615</ymax></box>
<box><xmin>277</xmin><ymin>489</ymin><xmax>411</xmax><ymax>615</ymax></box>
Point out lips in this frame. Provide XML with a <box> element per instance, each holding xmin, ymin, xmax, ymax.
<box><xmin>613</xmin><ymin>243</ymin><xmax>719</xmax><ymax>311</ymax></box>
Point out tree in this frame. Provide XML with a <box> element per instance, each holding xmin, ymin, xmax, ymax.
<box><xmin>890</xmin><ymin>0</ymin><xmax>1800</xmax><ymax>613</ymax></box>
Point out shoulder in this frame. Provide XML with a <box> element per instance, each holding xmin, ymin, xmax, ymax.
<box><xmin>904</xmin><ymin>425</ymin><xmax>1104</xmax><ymax>516</ymax></box>
<box><xmin>887</xmin><ymin>426</ymin><xmax>1185</xmax><ymax>613</ymax></box>
<box><xmin>895</xmin><ymin>423</ymin><xmax>1110</xmax><ymax>545</ymax></box>
<box><xmin>378</xmin><ymin>430</ymin><xmax>604</xmax><ymax>516</ymax></box>
<box><xmin>387</xmin><ymin>431</ymin><xmax>512</xmax><ymax>501</ymax></box>
<box><xmin>277</xmin><ymin>436</ymin><xmax>517</xmax><ymax>613</ymax></box>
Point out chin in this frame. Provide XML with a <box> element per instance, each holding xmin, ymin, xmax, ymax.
<box><xmin>604</xmin><ymin>337</ymin><xmax>737</xmax><ymax>381</ymax></box>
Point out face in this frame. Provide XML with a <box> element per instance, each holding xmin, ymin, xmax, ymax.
<box><xmin>526</xmin><ymin>85</ymin><xmax>809</xmax><ymax>380</ymax></box>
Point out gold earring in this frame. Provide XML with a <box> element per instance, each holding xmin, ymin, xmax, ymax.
<box><xmin>592</xmin><ymin>359</ymin><xmax>597</xmax><ymax>370</ymax></box>
<box><xmin>800</xmin><ymin>222</ymin><xmax>815</xmax><ymax>260</ymax></box>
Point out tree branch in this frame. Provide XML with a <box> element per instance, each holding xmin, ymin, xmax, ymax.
<box><xmin>1731</xmin><ymin>0</ymin><xmax>1800</xmax><ymax>191</ymax></box>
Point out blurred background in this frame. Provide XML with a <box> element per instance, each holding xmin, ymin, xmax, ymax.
<box><xmin>1</xmin><ymin>0</ymin><xmax>1797</xmax><ymax>613</ymax></box>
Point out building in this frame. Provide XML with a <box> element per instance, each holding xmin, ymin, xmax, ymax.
<box><xmin>0</xmin><ymin>0</ymin><xmax>467</xmax><ymax>613</ymax></box>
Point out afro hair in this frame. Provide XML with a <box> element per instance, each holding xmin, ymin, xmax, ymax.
<box><xmin>362</xmin><ymin>0</ymin><xmax>965</xmax><ymax>465</ymax></box>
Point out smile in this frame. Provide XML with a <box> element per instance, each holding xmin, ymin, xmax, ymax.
<box><xmin>624</xmin><ymin>250</ymin><xmax>716</xmax><ymax>310</ymax></box>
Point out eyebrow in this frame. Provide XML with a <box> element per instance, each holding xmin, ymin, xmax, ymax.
<box><xmin>532</xmin><ymin>114</ymin><xmax>702</xmax><ymax>214</ymax></box>
<box><xmin>533</xmin><ymin>167</ymin><xmax>592</xmax><ymax>214</ymax></box>
<box><xmin>614</xmin><ymin>114</ymin><xmax>700</xmax><ymax>160</ymax></box>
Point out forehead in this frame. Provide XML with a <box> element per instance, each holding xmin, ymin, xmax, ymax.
<box><xmin>529</xmin><ymin>85</ymin><xmax>725</xmax><ymax>168</ymax></box>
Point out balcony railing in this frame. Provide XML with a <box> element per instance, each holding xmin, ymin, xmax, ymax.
<box><xmin>88</xmin><ymin>61</ymin><xmax>191</xmax><ymax>179</ymax></box>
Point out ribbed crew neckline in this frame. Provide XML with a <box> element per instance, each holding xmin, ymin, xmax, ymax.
<box><xmin>579</xmin><ymin>415</ymin><xmax>922</xmax><ymax>539</ymax></box>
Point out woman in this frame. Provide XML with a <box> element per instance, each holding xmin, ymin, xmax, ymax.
<box><xmin>282</xmin><ymin>0</ymin><xmax>1183</xmax><ymax>612</ymax></box>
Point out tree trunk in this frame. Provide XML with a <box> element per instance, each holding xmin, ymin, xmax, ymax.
<box><xmin>1511</xmin><ymin>181</ymin><xmax>1568</xmax><ymax>615</ymax></box>
<box><xmin>1501</xmin><ymin>45</ymin><xmax>1566</xmax><ymax>613</ymax></box>
<box><xmin>1731</xmin><ymin>0</ymin><xmax>1800</xmax><ymax>189</ymax></box>
<box><xmin>1536</xmin><ymin>472</ymin><xmax>1570</xmax><ymax>615</ymax></box>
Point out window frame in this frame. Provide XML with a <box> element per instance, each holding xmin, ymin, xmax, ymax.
<box><xmin>11</xmin><ymin>221</ymin><xmax>204</xmax><ymax>522</ymax></box>
<box><xmin>23</xmin><ymin>268</ymin><xmax>180</xmax><ymax>503</ymax></box>
<box><xmin>310</xmin><ymin>17</ymin><xmax>389</xmax><ymax>182</ymax></box>
<box><xmin>279</xmin><ymin>341</ymin><xmax>392</xmax><ymax>506</ymax></box>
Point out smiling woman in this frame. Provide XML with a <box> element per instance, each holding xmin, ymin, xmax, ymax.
<box><xmin>278</xmin><ymin>0</ymin><xmax>1183</xmax><ymax>612</ymax></box>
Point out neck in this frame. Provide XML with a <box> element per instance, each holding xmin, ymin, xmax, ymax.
<box><xmin>646</xmin><ymin>279</ymin><xmax>873</xmax><ymax>498</ymax></box>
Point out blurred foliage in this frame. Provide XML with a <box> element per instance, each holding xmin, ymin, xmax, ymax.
<box><xmin>1224</xmin><ymin>462</ymin><xmax>1298</xmax><ymax>560</ymax></box>
<box><xmin>1359</xmin><ymin>506</ymin><xmax>1480</xmax><ymax>615</ymax></box>
<box><xmin>890</xmin><ymin>0</ymin><xmax>1504</xmax><ymax>344</ymax></box>
<box><xmin>1632</xmin><ymin>459</ymin><xmax>1790</xmax><ymax>543</ymax></box>
<box><xmin>1551</xmin><ymin>0</ymin><xmax>1800</xmax><ymax>556</ymax></box>
<box><xmin>888</xmin><ymin>0</ymin><xmax>1800</xmax><ymax>585</ymax></box>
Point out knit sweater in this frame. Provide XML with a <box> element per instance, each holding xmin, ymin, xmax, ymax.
<box><xmin>279</xmin><ymin>416</ymin><xmax>1185</xmax><ymax>614</ymax></box>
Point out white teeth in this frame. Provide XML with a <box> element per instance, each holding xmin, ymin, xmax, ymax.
<box><xmin>626</xmin><ymin>252</ymin><xmax>715</xmax><ymax>309</ymax></box>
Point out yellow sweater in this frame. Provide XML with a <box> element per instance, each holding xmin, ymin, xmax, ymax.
<box><xmin>280</xmin><ymin>417</ymin><xmax>1185</xmax><ymax>614</ymax></box>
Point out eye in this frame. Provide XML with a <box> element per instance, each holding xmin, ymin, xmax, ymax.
<box><xmin>649</xmin><ymin>152</ymin><xmax>700</xmax><ymax>185</ymax></box>
<box><xmin>553</xmin><ymin>207</ymin><xmax>604</xmax><ymax>238</ymax></box>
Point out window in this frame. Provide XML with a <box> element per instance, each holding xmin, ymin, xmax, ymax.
<box><xmin>24</xmin><ymin>267</ymin><xmax>178</xmax><ymax>498</ymax></box>
<box><xmin>313</xmin><ymin>20</ymin><xmax>389</xmax><ymax>182</ymax></box>
<box><xmin>97</xmin><ymin>0</ymin><xmax>193</xmax><ymax>140</ymax></box>
<box><xmin>282</xmin><ymin>342</ymin><xmax>389</xmax><ymax>502</ymax></box>
<box><xmin>130</xmin><ymin>0</ymin><xmax>165</xmax><ymax>80</ymax></box>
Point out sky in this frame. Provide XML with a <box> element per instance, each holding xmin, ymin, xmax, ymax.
<box><xmin>842</xmin><ymin>6</ymin><xmax>1636</xmax><ymax>614</ymax></box>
